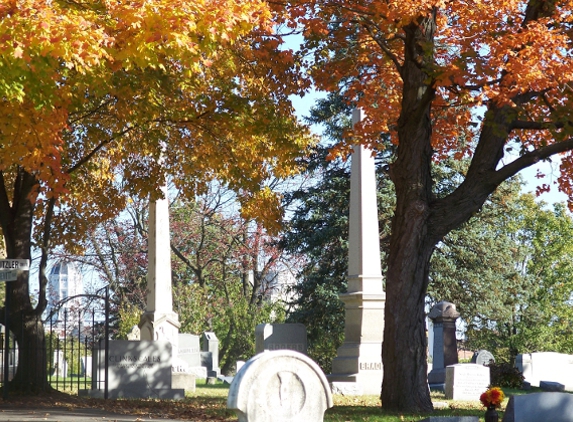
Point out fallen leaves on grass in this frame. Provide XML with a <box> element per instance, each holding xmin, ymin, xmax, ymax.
<box><xmin>0</xmin><ymin>390</ymin><xmax>234</xmax><ymax>421</ymax></box>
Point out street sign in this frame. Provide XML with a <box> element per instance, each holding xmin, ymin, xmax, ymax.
<box><xmin>0</xmin><ymin>270</ymin><xmax>18</xmax><ymax>282</ymax></box>
<box><xmin>0</xmin><ymin>259</ymin><xmax>30</xmax><ymax>271</ymax></box>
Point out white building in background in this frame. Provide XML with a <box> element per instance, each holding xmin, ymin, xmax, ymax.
<box><xmin>249</xmin><ymin>269</ymin><xmax>298</xmax><ymax>304</ymax></box>
<box><xmin>45</xmin><ymin>261</ymin><xmax>84</xmax><ymax>325</ymax></box>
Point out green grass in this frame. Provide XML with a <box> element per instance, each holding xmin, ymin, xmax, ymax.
<box><xmin>189</xmin><ymin>381</ymin><xmax>518</xmax><ymax>421</ymax></box>
<box><xmin>190</xmin><ymin>381</ymin><xmax>231</xmax><ymax>399</ymax></box>
<box><xmin>322</xmin><ymin>391</ymin><xmax>495</xmax><ymax>422</ymax></box>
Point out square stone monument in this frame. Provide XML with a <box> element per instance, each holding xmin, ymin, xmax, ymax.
<box><xmin>84</xmin><ymin>340</ymin><xmax>184</xmax><ymax>399</ymax></box>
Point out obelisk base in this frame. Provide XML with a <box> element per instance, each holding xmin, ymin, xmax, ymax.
<box><xmin>328</xmin><ymin>292</ymin><xmax>385</xmax><ymax>396</ymax></box>
<box><xmin>139</xmin><ymin>311</ymin><xmax>181</xmax><ymax>344</ymax></box>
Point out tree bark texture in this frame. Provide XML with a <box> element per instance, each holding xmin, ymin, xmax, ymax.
<box><xmin>380</xmin><ymin>15</ymin><xmax>437</xmax><ymax>411</ymax></box>
<box><xmin>0</xmin><ymin>169</ymin><xmax>51</xmax><ymax>393</ymax></box>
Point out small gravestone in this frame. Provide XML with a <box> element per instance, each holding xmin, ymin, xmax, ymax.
<box><xmin>471</xmin><ymin>350</ymin><xmax>495</xmax><ymax>366</ymax></box>
<box><xmin>502</xmin><ymin>392</ymin><xmax>573</xmax><ymax>422</ymax></box>
<box><xmin>178</xmin><ymin>334</ymin><xmax>202</xmax><ymax>367</ymax></box>
<box><xmin>420</xmin><ymin>418</ymin><xmax>478</xmax><ymax>422</ymax></box>
<box><xmin>52</xmin><ymin>350</ymin><xmax>68</xmax><ymax>378</ymax></box>
<box><xmin>540</xmin><ymin>380</ymin><xmax>565</xmax><ymax>392</ymax></box>
<box><xmin>177</xmin><ymin>333</ymin><xmax>207</xmax><ymax>379</ymax></box>
<box><xmin>202</xmin><ymin>331</ymin><xmax>220</xmax><ymax>377</ymax></box>
<box><xmin>227</xmin><ymin>350</ymin><xmax>333</xmax><ymax>422</ymax></box>
<box><xmin>445</xmin><ymin>364</ymin><xmax>490</xmax><ymax>401</ymax></box>
<box><xmin>255</xmin><ymin>323</ymin><xmax>308</xmax><ymax>354</ymax></box>
<box><xmin>172</xmin><ymin>372</ymin><xmax>196</xmax><ymax>392</ymax></box>
<box><xmin>81</xmin><ymin>356</ymin><xmax>92</xmax><ymax>378</ymax></box>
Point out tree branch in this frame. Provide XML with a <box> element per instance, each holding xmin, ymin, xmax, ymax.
<box><xmin>34</xmin><ymin>196</ymin><xmax>56</xmax><ymax>318</ymax></box>
<box><xmin>511</xmin><ymin>120</ymin><xmax>567</xmax><ymax>130</ymax></box>
<box><xmin>361</xmin><ymin>22</ymin><xmax>404</xmax><ymax>76</ymax></box>
<box><xmin>66</xmin><ymin>126</ymin><xmax>134</xmax><ymax>175</ymax></box>
<box><xmin>494</xmin><ymin>137</ymin><xmax>573</xmax><ymax>184</ymax></box>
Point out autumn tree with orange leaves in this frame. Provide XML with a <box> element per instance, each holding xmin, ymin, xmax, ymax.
<box><xmin>277</xmin><ymin>0</ymin><xmax>573</xmax><ymax>412</ymax></box>
<box><xmin>0</xmin><ymin>1</ymin><xmax>313</xmax><ymax>393</ymax></box>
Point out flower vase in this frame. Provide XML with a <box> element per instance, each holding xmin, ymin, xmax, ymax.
<box><xmin>485</xmin><ymin>405</ymin><xmax>499</xmax><ymax>422</ymax></box>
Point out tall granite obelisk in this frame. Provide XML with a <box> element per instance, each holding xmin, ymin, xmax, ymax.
<box><xmin>328</xmin><ymin>109</ymin><xmax>386</xmax><ymax>396</ymax></box>
<box><xmin>139</xmin><ymin>186</ymin><xmax>181</xmax><ymax>351</ymax></box>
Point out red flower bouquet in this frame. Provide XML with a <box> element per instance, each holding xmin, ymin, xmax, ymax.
<box><xmin>480</xmin><ymin>387</ymin><xmax>505</xmax><ymax>409</ymax></box>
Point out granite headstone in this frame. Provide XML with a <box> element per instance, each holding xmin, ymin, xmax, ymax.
<box><xmin>84</xmin><ymin>340</ymin><xmax>184</xmax><ymax>399</ymax></box>
<box><xmin>428</xmin><ymin>301</ymin><xmax>460</xmax><ymax>387</ymax></box>
<box><xmin>201</xmin><ymin>331</ymin><xmax>220</xmax><ymax>377</ymax></box>
<box><xmin>178</xmin><ymin>333</ymin><xmax>201</xmax><ymax>368</ymax></box>
<box><xmin>255</xmin><ymin>323</ymin><xmax>308</xmax><ymax>354</ymax></box>
<box><xmin>471</xmin><ymin>350</ymin><xmax>495</xmax><ymax>366</ymax></box>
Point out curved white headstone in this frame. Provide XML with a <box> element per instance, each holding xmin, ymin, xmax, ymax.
<box><xmin>227</xmin><ymin>350</ymin><xmax>333</xmax><ymax>422</ymax></box>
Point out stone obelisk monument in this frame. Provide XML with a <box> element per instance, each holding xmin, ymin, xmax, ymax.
<box><xmin>328</xmin><ymin>109</ymin><xmax>386</xmax><ymax>396</ymax></box>
<box><xmin>139</xmin><ymin>185</ymin><xmax>181</xmax><ymax>350</ymax></box>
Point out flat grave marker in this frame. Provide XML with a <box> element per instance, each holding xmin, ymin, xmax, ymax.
<box><xmin>502</xmin><ymin>392</ymin><xmax>573</xmax><ymax>422</ymax></box>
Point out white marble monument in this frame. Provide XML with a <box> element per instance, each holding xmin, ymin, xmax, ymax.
<box><xmin>139</xmin><ymin>186</ymin><xmax>181</xmax><ymax>356</ymax></box>
<box><xmin>327</xmin><ymin>109</ymin><xmax>386</xmax><ymax>396</ymax></box>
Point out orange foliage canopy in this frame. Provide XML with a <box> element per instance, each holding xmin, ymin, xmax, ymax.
<box><xmin>0</xmin><ymin>0</ymin><xmax>314</xmax><ymax>244</ymax></box>
<box><xmin>274</xmin><ymin>0</ymin><xmax>573</xmax><ymax>412</ymax></box>
<box><xmin>277</xmin><ymin>0</ymin><xmax>573</xmax><ymax>193</ymax></box>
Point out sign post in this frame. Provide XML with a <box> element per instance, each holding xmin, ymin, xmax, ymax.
<box><xmin>0</xmin><ymin>259</ymin><xmax>30</xmax><ymax>398</ymax></box>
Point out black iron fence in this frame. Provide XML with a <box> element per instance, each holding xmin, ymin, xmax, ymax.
<box><xmin>0</xmin><ymin>286</ymin><xmax>110</xmax><ymax>396</ymax></box>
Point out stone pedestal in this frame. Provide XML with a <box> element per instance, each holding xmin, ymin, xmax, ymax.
<box><xmin>327</xmin><ymin>109</ymin><xmax>385</xmax><ymax>396</ymax></box>
<box><xmin>428</xmin><ymin>301</ymin><xmax>460</xmax><ymax>387</ymax></box>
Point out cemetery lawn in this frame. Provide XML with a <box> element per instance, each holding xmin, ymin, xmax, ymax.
<box><xmin>325</xmin><ymin>391</ymin><xmax>500</xmax><ymax>421</ymax></box>
<box><xmin>3</xmin><ymin>384</ymin><xmax>539</xmax><ymax>421</ymax></box>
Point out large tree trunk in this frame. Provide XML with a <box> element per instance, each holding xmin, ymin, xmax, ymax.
<box><xmin>382</xmin><ymin>228</ymin><xmax>435</xmax><ymax>410</ymax></box>
<box><xmin>0</xmin><ymin>169</ymin><xmax>51</xmax><ymax>394</ymax></box>
<box><xmin>9</xmin><ymin>311</ymin><xmax>49</xmax><ymax>393</ymax></box>
<box><xmin>381</xmin><ymin>15</ymin><xmax>437</xmax><ymax>412</ymax></box>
